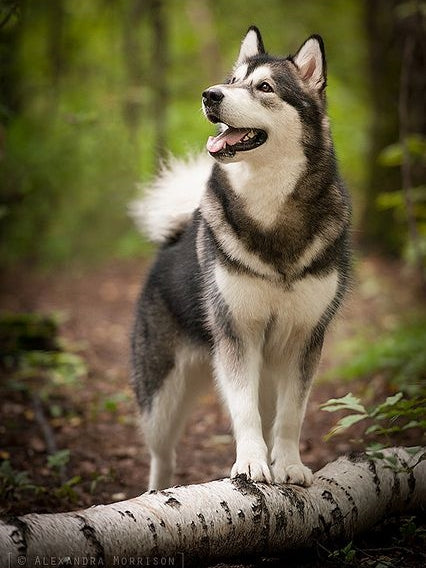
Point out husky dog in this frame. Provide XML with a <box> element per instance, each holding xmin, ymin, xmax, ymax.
<box><xmin>131</xmin><ymin>27</ymin><xmax>351</xmax><ymax>490</ymax></box>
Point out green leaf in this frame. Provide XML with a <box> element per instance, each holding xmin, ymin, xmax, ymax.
<box><xmin>367</xmin><ymin>450</ymin><xmax>385</xmax><ymax>460</ymax></box>
<box><xmin>378</xmin><ymin>135</ymin><xmax>426</xmax><ymax>167</ymax></box>
<box><xmin>378</xmin><ymin>143</ymin><xmax>403</xmax><ymax>167</ymax></box>
<box><xmin>65</xmin><ymin>475</ymin><xmax>81</xmax><ymax>487</ymax></box>
<box><xmin>365</xmin><ymin>424</ymin><xmax>381</xmax><ymax>434</ymax></box>
<box><xmin>324</xmin><ymin>413</ymin><xmax>368</xmax><ymax>440</ymax></box>
<box><xmin>406</xmin><ymin>446</ymin><xmax>422</xmax><ymax>455</ymax></box>
<box><xmin>320</xmin><ymin>392</ymin><xmax>366</xmax><ymax>414</ymax></box>
<box><xmin>402</xmin><ymin>420</ymin><xmax>421</xmax><ymax>430</ymax></box>
<box><xmin>366</xmin><ymin>442</ymin><xmax>385</xmax><ymax>452</ymax></box>
<box><xmin>47</xmin><ymin>449</ymin><xmax>70</xmax><ymax>470</ymax></box>
<box><xmin>406</xmin><ymin>134</ymin><xmax>426</xmax><ymax>158</ymax></box>
<box><xmin>385</xmin><ymin>455</ymin><xmax>398</xmax><ymax>467</ymax></box>
<box><xmin>376</xmin><ymin>191</ymin><xmax>404</xmax><ymax>211</ymax></box>
<box><xmin>371</xmin><ymin>392</ymin><xmax>404</xmax><ymax>416</ymax></box>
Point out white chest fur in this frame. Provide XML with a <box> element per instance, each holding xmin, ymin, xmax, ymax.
<box><xmin>214</xmin><ymin>262</ymin><xmax>338</xmax><ymax>343</ymax></box>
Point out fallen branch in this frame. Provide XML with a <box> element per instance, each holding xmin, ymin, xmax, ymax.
<box><xmin>1</xmin><ymin>447</ymin><xmax>425</xmax><ymax>567</ymax></box>
<box><xmin>31</xmin><ymin>393</ymin><xmax>67</xmax><ymax>484</ymax></box>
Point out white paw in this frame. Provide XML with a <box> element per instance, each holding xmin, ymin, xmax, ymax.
<box><xmin>231</xmin><ymin>458</ymin><xmax>272</xmax><ymax>483</ymax></box>
<box><xmin>272</xmin><ymin>462</ymin><xmax>313</xmax><ymax>487</ymax></box>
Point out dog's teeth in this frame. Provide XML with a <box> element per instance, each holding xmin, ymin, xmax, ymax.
<box><xmin>242</xmin><ymin>130</ymin><xmax>256</xmax><ymax>142</ymax></box>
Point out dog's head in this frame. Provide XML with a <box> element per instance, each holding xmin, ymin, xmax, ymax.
<box><xmin>202</xmin><ymin>27</ymin><xmax>327</xmax><ymax>163</ymax></box>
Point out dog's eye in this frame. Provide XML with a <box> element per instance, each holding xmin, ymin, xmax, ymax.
<box><xmin>258</xmin><ymin>82</ymin><xmax>273</xmax><ymax>93</ymax></box>
<box><xmin>229</xmin><ymin>77</ymin><xmax>236</xmax><ymax>84</ymax></box>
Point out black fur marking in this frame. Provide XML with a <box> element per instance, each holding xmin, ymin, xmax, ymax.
<box><xmin>263</xmin><ymin>313</ymin><xmax>277</xmax><ymax>349</ymax></box>
<box><xmin>302</xmin><ymin>227</ymin><xmax>351</xmax><ymax>278</ymax></box>
<box><xmin>152</xmin><ymin>213</ymin><xmax>212</xmax><ymax>346</ymax></box>
<box><xmin>300</xmin><ymin>256</ymin><xmax>351</xmax><ymax>389</ymax></box>
<box><xmin>207</xmin><ymin>162</ymin><xmax>350</xmax><ymax>285</ymax></box>
<box><xmin>200</xmin><ymin>219</ymin><xmax>243</xmax><ymax>347</ymax></box>
<box><xmin>247</xmin><ymin>25</ymin><xmax>266</xmax><ymax>55</ymax></box>
<box><xmin>209</xmin><ymin>165</ymin><xmax>246</xmax><ymax>241</ymax></box>
<box><xmin>131</xmin><ymin>212</ymin><xmax>213</xmax><ymax>408</ymax></box>
<box><xmin>131</xmin><ymin>287</ymin><xmax>177</xmax><ymax>410</ymax></box>
<box><xmin>202</xmin><ymin>213</ymin><xmax>272</xmax><ymax>281</ymax></box>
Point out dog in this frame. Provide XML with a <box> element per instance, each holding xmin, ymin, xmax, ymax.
<box><xmin>130</xmin><ymin>26</ymin><xmax>351</xmax><ymax>490</ymax></box>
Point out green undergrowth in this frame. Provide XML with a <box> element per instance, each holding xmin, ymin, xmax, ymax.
<box><xmin>321</xmin><ymin>318</ymin><xmax>425</xmax><ymax>452</ymax></box>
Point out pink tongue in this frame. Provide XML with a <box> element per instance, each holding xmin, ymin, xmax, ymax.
<box><xmin>207</xmin><ymin>127</ymin><xmax>249</xmax><ymax>153</ymax></box>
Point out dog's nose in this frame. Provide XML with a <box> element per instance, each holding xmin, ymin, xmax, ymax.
<box><xmin>202</xmin><ymin>88</ymin><xmax>224</xmax><ymax>105</ymax></box>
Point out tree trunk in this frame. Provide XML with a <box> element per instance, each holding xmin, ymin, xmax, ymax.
<box><xmin>149</xmin><ymin>0</ymin><xmax>168</xmax><ymax>169</ymax></box>
<box><xmin>0</xmin><ymin>447</ymin><xmax>424</xmax><ymax>567</ymax></box>
<box><xmin>186</xmin><ymin>0</ymin><xmax>223</xmax><ymax>86</ymax></box>
<box><xmin>122</xmin><ymin>0</ymin><xmax>147</xmax><ymax>147</ymax></box>
<box><xmin>362</xmin><ymin>0</ymin><xmax>403</xmax><ymax>254</ymax></box>
<box><xmin>46</xmin><ymin>0</ymin><xmax>66</xmax><ymax>99</ymax></box>
<box><xmin>362</xmin><ymin>0</ymin><xmax>425</xmax><ymax>255</ymax></box>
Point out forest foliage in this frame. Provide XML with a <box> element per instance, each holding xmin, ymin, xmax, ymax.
<box><xmin>1</xmin><ymin>0</ymin><xmax>367</xmax><ymax>266</ymax></box>
<box><xmin>0</xmin><ymin>0</ymin><xmax>424</xmax><ymax>269</ymax></box>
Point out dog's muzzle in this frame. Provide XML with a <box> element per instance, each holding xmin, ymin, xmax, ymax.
<box><xmin>202</xmin><ymin>87</ymin><xmax>268</xmax><ymax>159</ymax></box>
<box><xmin>202</xmin><ymin>88</ymin><xmax>224</xmax><ymax>123</ymax></box>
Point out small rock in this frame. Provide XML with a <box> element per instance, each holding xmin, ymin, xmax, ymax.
<box><xmin>112</xmin><ymin>492</ymin><xmax>127</xmax><ymax>501</ymax></box>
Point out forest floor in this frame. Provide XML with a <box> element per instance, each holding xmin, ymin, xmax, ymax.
<box><xmin>0</xmin><ymin>254</ymin><xmax>425</xmax><ymax>567</ymax></box>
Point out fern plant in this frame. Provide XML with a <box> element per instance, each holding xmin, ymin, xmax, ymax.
<box><xmin>320</xmin><ymin>320</ymin><xmax>426</xmax><ymax>447</ymax></box>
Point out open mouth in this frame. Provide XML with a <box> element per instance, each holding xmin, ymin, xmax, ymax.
<box><xmin>206</xmin><ymin>115</ymin><xmax>267</xmax><ymax>158</ymax></box>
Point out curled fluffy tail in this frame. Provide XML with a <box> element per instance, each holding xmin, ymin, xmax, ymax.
<box><xmin>129</xmin><ymin>153</ymin><xmax>213</xmax><ymax>244</ymax></box>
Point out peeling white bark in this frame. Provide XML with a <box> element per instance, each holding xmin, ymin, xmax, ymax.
<box><xmin>0</xmin><ymin>447</ymin><xmax>425</xmax><ymax>567</ymax></box>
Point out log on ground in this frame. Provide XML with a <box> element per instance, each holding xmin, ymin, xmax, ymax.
<box><xmin>0</xmin><ymin>447</ymin><xmax>425</xmax><ymax>567</ymax></box>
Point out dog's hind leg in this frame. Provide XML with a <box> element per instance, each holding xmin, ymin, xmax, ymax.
<box><xmin>142</xmin><ymin>346</ymin><xmax>210</xmax><ymax>490</ymax></box>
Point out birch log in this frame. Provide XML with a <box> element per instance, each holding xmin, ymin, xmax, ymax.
<box><xmin>0</xmin><ymin>447</ymin><xmax>424</xmax><ymax>567</ymax></box>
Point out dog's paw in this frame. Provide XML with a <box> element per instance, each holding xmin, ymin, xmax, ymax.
<box><xmin>272</xmin><ymin>462</ymin><xmax>313</xmax><ymax>487</ymax></box>
<box><xmin>231</xmin><ymin>458</ymin><xmax>272</xmax><ymax>483</ymax></box>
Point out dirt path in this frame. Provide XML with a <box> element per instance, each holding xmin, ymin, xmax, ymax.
<box><xmin>0</xmin><ymin>255</ymin><xmax>421</xmax><ymax>514</ymax></box>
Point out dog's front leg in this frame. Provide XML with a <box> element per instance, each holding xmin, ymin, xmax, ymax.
<box><xmin>214</xmin><ymin>340</ymin><xmax>272</xmax><ymax>483</ymax></box>
<box><xmin>270</xmin><ymin>337</ymin><xmax>320</xmax><ymax>487</ymax></box>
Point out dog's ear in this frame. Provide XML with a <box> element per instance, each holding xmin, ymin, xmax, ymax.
<box><xmin>293</xmin><ymin>35</ymin><xmax>326</xmax><ymax>92</ymax></box>
<box><xmin>235</xmin><ymin>26</ymin><xmax>265</xmax><ymax>68</ymax></box>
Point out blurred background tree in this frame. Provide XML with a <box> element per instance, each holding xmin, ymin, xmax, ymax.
<box><xmin>363</xmin><ymin>0</ymin><xmax>425</xmax><ymax>274</ymax></box>
<box><xmin>0</xmin><ymin>0</ymin><xmax>424</xmax><ymax>271</ymax></box>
